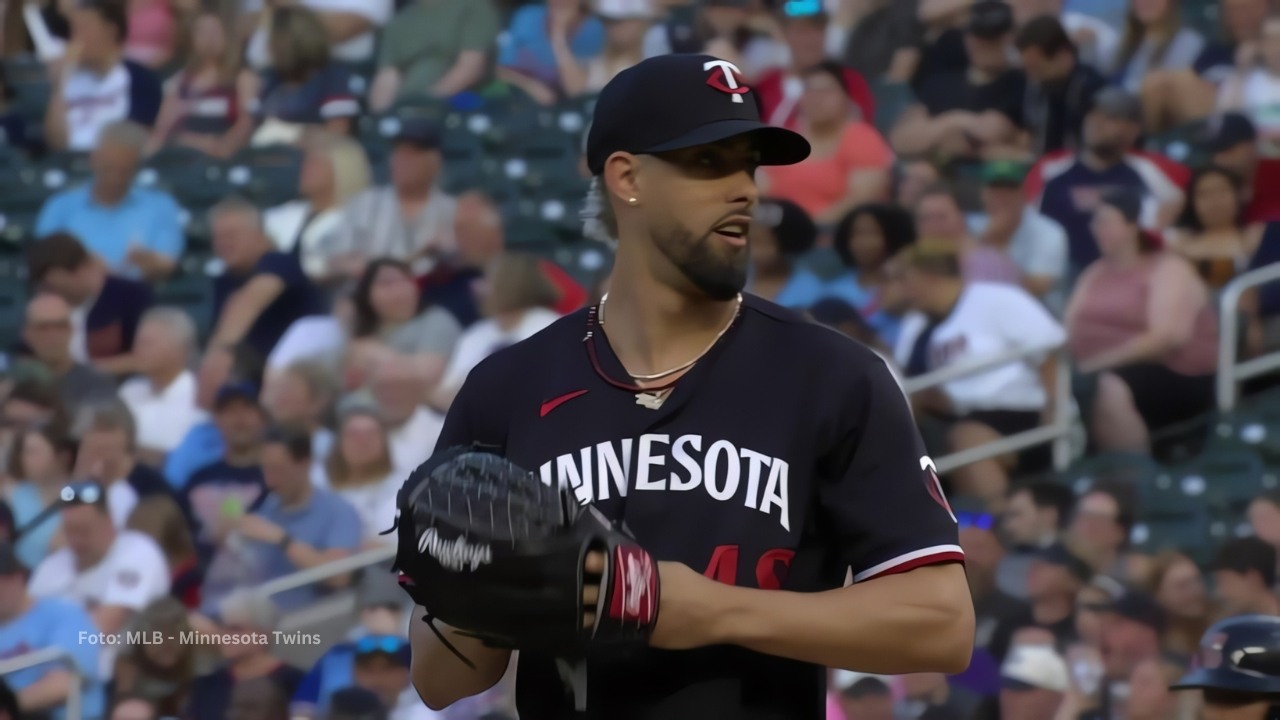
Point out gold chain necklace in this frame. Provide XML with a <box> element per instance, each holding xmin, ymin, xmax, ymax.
<box><xmin>598</xmin><ymin>292</ymin><xmax>743</xmax><ymax>382</ymax></box>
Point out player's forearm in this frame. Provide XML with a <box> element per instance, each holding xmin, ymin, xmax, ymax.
<box><xmin>702</xmin><ymin>563</ymin><xmax>973</xmax><ymax>673</ymax></box>
<box><xmin>409</xmin><ymin>612</ymin><xmax>511</xmax><ymax>710</ymax></box>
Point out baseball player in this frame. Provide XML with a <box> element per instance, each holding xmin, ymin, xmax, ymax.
<box><xmin>1171</xmin><ymin>614</ymin><xmax>1280</xmax><ymax>720</ymax></box>
<box><xmin>406</xmin><ymin>53</ymin><xmax>974</xmax><ymax>719</ymax></box>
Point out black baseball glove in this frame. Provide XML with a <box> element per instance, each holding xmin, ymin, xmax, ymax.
<box><xmin>387</xmin><ymin>445</ymin><xmax>661</xmax><ymax>663</ymax></box>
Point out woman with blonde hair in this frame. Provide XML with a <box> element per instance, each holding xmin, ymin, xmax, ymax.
<box><xmin>146</xmin><ymin>9</ymin><xmax>255</xmax><ymax>158</ymax></box>
<box><xmin>264</xmin><ymin>131</ymin><xmax>372</xmax><ymax>281</ymax></box>
<box><xmin>319</xmin><ymin>407</ymin><xmax>400</xmax><ymax>546</ymax></box>
<box><xmin>126</xmin><ymin>495</ymin><xmax>200</xmax><ymax>608</ymax></box>
<box><xmin>433</xmin><ymin>253</ymin><xmax>562</xmax><ymax>409</ymax></box>
<box><xmin>252</xmin><ymin>5</ymin><xmax>360</xmax><ymax>143</ymax></box>
<box><xmin>1139</xmin><ymin>550</ymin><xmax>1212</xmax><ymax>660</ymax></box>
<box><xmin>1114</xmin><ymin>0</ymin><xmax>1204</xmax><ymax>93</ymax></box>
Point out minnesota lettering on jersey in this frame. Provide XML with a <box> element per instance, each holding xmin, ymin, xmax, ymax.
<box><xmin>538</xmin><ymin>434</ymin><xmax>791</xmax><ymax>531</ymax></box>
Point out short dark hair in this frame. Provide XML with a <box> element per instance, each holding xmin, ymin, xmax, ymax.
<box><xmin>1015</xmin><ymin>14</ymin><xmax>1075</xmax><ymax>57</ymax></box>
<box><xmin>81</xmin><ymin>0</ymin><xmax>130</xmax><ymax>45</ymax></box>
<box><xmin>263</xmin><ymin>423</ymin><xmax>311</xmax><ymax>461</ymax></box>
<box><xmin>26</xmin><ymin>233</ymin><xmax>91</xmax><ymax>284</ymax></box>
<box><xmin>832</xmin><ymin>203</ymin><xmax>917</xmax><ymax>269</ymax></box>
<box><xmin>5</xmin><ymin>378</ymin><xmax>64</xmax><ymax>417</ymax></box>
<box><xmin>1076</xmin><ymin>481</ymin><xmax>1135</xmax><ymax>537</ymax></box>
<box><xmin>1012</xmin><ymin>480</ymin><xmax>1075</xmax><ymax>530</ymax></box>
<box><xmin>1211</xmin><ymin>537</ymin><xmax>1277</xmax><ymax>587</ymax></box>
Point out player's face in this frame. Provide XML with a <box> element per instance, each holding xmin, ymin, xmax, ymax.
<box><xmin>642</xmin><ymin>138</ymin><xmax>761</xmax><ymax>300</ymax></box>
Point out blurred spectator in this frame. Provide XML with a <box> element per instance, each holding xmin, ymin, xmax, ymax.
<box><xmin>0</xmin><ymin>377</ymin><xmax>67</xmax><ymax>430</ymax></box>
<box><xmin>185</xmin><ymin>589</ymin><xmax>304</xmax><ymax>720</ymax></box>
<box><xmin>245</xmin><ymin>0</ymin><xmax>392</xmax><ymax>70</ymax></box>
<box><xmin>1015</xmin><ymin>15</ymin><xmax>1107</xmax><ymax>155</ymax></box>
<box><xmin>226</xmin><ymin>675</ymin><xmax>291</xmax><ymax>720</ymax></box>
<box><xmin>913</xmin><ymin>185</ymin><xmax>1021</xmax><ymax>285</ymax></box>
<box><xmin>325</xmin><ymin>687</ymin><xmax>389</xmax><ymax>720</ymax></box>
<box><xmin>897</xmin><ymin>672</ymin><xmax>982</xmax><ymax>720</ymax></box>
<box><xmin>1098</xmin><ymin>591</ymin><xmax>1165</xmax><ymax>688</ymax></box>
<box><xmin>27</xmin><ymin>481</ymin><xmax>170</xmax><ymax>639</ymax></box>
<box><xmin>760</xmin><ymin>62</ymin><xmax>893</xmax><ymax>223</ymax></box>
<box><xmin>36</xmin><ymin>121</ymin><xmax>184</xmax><ymax>281</ymax></box>
<box><xmin>826</xmin><ymin>203</ymin><xmax>916</xmax><ymax>348</ymax></box>
<box><xmin>164</xmin><ymin>342</ymin><xmax>265</xmax><ymax>490</ymax></box>
<box><xmin>223</xmin><ymin>424</ymin><xmax>360</xmax><ymax>611</ymax></box>
<box><xmin>1007</xmin><ymin>0</ymin><xmax>1119</xmax><ymax>72</ymax></box>
<box><xmin>124</xmin><ymin>495</ymin><xmax>200</xmax><ymax>608</ymax></box>
<box><xmin>251</xmin><ymin>6</ymin><xmax>360</xmax><ymax>144</ymax></box>
<box><xmin>261</xmin><ymin>360</ymin><xmax>337</xmax><ymax>485</ymax></box>
<box><xmin>1031</xmin><ymin>88</ymin><xmax>1185</xmax><ymax>271</ymax></box>
<box><xmin>893</xmin><ymin>159</ymin><xmax>940</xmax><ymax>210</ymax></box>
<box><xmin>955</xmin><ymin>501</ymin><xmax>1028</xmax><ymax>702</ymax></box>
<box><xmin>1113</xmin><ymin>0</ymin><xmax>1205</xmax><ymax>94</ymax></box>
<box><xmin>1122</xmin><ymin>657</ymin><xmax>1185</xmax><ymax>720</ymax></box>
<box><xmin>327</xmin><ymin>120</ymin><xmax>457</xmax><ymax>281</ymax></box>
<box><xmin>892</xmin><ymin>1</ymin><xmax>1027</xmax><ymax>160</ymax></box>
<box><xmin>345</xmin><ymin>637</ymin><xmax>427</xmax><ymax>720</ymax></box>
<box><xmin>365</xmin><ymin>358</ymin><xmax>443</xmax><ymax>472</ymax></box>
<box><xmin>998</xmin><ymin>479</ymin><xmax>1074</xmax><ymax>599</ymax></box>
<box><xmin>1074</xmin><ymin>575</ymin><xmax>1125</xmax><ymax>648</ymax></box>
<box><xmin>110</xmin><ymin>695</ymin><xmax>158</xmax><ymax>720</ymax></box>
<box><xmin>496</xmin><ymin>0</ymin><xmax>604</xmax><ymax>105</ymax></box>
<box><xmin>26</xmin><ymin>232</ymin><xmax>154</xmax><ymax>376</ymax></box>
<box><xmin>208</xmin><ymin>197</ymin><xmax>326</xmax><ymax>361</ymax></box>
<box><xmin>0</xmin><ymin>542</ymin><xmax>103</xmax><ymax>720</ymax></box>
<box><xmin>1026</xmin><ymin>543</ymin><xmax>1090</xmax><ymax>647</ymax></box>
<box><xmin>892</xmin><ymin>240</ymin><xmax>1062</xmax><ymax>504</ymax></box>
<box><xmin>0</xmin><ymin>65</ymin><xmax>29</xmax><ymax>152</ymax></box>
<box><xmin>417</xmin><ymin>191</ymin><xmax>500</xmax><ymax>326</ymax></box>
<box><xmin>146</xmin><ymin>10</ymin><xmax>254</xmax><ymax>159</ymax></box>
<box><xmin>123</xmin><ymin>0</ymin><xmax>175</xmax><ymax>69</ymax></box>
<box><xmin>5</xmin><ymin>422</ymin><xmax>75</xmax><ymax>568</ymax></box>
<box><xmin>264</xmin><ymin>132</ymin><xmax>372</xmax><ymax>281</ymax></box>
<box><xmin>318</xmin><ymin>408</ymin><xmax>398</xmax><ymax>546</ymax></box>
<box><xmin>1142</xmin><ymin>0</ymin><xmax>1271</xmax><ymax>133</ymax></box>
<box><xmin>691</xmin><ymin>0</ymin><xmax>786</xmax><ymax>80</ymax></box>
<box><xmin>745</xmin><ymin>198</ymin><xmax>822</xmax><ymax>308</ymax></box>
<box><xmin>998</xmin><ymin>643</ymin><xmax>1068</xmax><ymax>720</ymax></box>
<box><xmin>839</xmin><ymin>0</ymin><xmax>922</xmax><ymax>82</ymax></box>
<box><xmin>18</xmin><ymin>293</ymin><xmax>117</xmax><ymax>414</ymax></box>
<box><xmin>72</xmin><ymin>400</ymin><xmax>171</xmax><ymax>527</ymax></box>
<box><xmin>756</xmin><ymin>11</ymin><xmax>874</xmax><ymax>129</ymax></box>
<box><xmin>434</xmin><ymin>253</ymin><xmax>562</xmax><ymax>409</ymax></box>
<box><xmin>1169</xmin><ymin>165</ymin><xmax>1264</xmax><ymax>290</ymax></box>
<box><xmin>1248</xmin><ymin>490</ymin><xmax>1280</xmax><ymax>550</ymax></box>
<box><xmin>180</xmin><ymin>382</ymin><xmax>267</xmax><ymax>567</ymax></box>
<box><xmin>1139</xmin><ymin>550</ymin><xmax>1210</xmax><ymax>660</ymax></box>
<box><xmin>367</xmin><ymin>0</ymin><xmax>498</xmax><ymax>111</ymax></box>
<box><xmin>1209</xmin><ymin>536</ymin><xmax>1280</xmax><ymax>615</ymax></box>
<box><xmin>1066</xmin><ymin>189</ymin><xmax>1217</xmax><ymax>453</ymax></box>
<box><xmin>112</xmin><ymin>597</ymin><xmax>213</xmax><ymax>715</ymax></box>
<box><xmin>44</xmin><ymin>0</ymin><xmax>162</xmax><ymax>152</ymax></box>
<box><xmin>567</xmin><ymin>0</ymin><xmax>655</xmax><ymax>95</ymax></box>
<box><xmin>1066</xmin><ymin>483</ymin><xmax>1135</xmax><ymax>580</ymax></box>
<box><xmin>117</xmin><ymin>307</ymin><xmax>204</xmax><ymax>463</ymax></box>
<box><xmin>1220</xmin><ymin>14</ymin><xmax>1280</xmax><ymax>155</ymax></box>
<box><xmin>968</xmin><ymin>161</ymin><xmax>1069</xmax><ymax>310</ymax></box>
<box><xmin>1206</xmin><ymin>112</ymin><xmax>1280</xmax><ymax>224</ymax></box>
<box><xmin>345</xmin><ymin>259</ymin><xmax>461</xmax><ymax>393</ymax></box>
<box><xmin>833</xmin><ymin>674</ymin><xmax>894</xmax><ymax>720</ymax></box>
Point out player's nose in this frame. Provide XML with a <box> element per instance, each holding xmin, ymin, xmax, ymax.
<box><xmin>727</xmin><ymin>169</ymin><xmax>759</xmax><ymax>208</ymax></box>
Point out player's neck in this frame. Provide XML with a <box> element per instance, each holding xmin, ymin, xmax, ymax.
<box><xmin>600</xmin><ymin>273</ymin><xmax>739</xmax><ymax>377</ymax></box>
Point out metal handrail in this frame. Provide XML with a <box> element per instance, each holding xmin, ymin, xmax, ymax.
<box><xmin>258</xmin><ymin>544</ymin><xmax>396</xmax><ymax>599</ymax></box>
<box><xmin>1217</xmin><ymin>263</ymin><xmax>1280</xmax><ymax>412</ymax></box>
<box><xmin>0</xmin><ymin>646</ymin><xmax>82</xmax><ymax>720</ymax></box>
<box><xmin>902</xmin><ymin>342</ymin><xmax>1074</xmax><ymax>474</ymax></box>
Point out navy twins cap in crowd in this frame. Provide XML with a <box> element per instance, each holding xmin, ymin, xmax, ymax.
<box><xmin>586</xmin><ymin>54</ymin><xmax>811</xmax><ymax>175</ymax></box>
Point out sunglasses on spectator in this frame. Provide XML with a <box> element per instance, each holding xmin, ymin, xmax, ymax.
<box><xmin>355</xmin><ymin>635</ymin><xmax>407</xmax><ymax>656</ymax></box>
<box><xmin>60</xmin><ymin>482</ymin><xmax>103</xmax><ymax>505</ymax></box>
<box><xmin>956</xmin><ymin>510</ymin><xmax>995</xmax><ymax>531</ymax></box>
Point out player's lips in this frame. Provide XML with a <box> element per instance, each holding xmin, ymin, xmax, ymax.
<box><xmin>712</xmin><ymin>217</ymin><xmax>752</xmax><ymax>247</ymax></box>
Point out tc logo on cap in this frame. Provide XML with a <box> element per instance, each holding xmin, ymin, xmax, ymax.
<box><xmin>704</xmin><ymin>60</ymin><xmax>749</xmax><ymax>103</ymax></box>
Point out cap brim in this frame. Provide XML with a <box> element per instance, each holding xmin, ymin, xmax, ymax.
<box><xmin>641</xmin><ymin>120</ymin><xmax>811</xmax><ymax>166</ymax></box>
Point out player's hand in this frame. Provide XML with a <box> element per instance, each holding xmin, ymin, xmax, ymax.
<box><xmin>582</xmin><ymin>550</ymin><xmax>604</xmax><ymax>628</ymax></box>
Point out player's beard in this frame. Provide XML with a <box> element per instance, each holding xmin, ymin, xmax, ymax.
<box><xmin>652</xmin><ymin>219</ymin><xmax>749</xmax><ymax>301</ymax></box>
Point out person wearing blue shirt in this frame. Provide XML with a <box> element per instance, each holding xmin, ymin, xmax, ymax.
<box><xmin>35</xmin><ymin>122</ymin><xmax>183</xmax><ymax>283</ymax></box>
<box><xmin>745</xmin><ymin>198</ymin><xmax>825</xmax><ymax>309</ymax></box>
<box><xmin>497</xmin><ymin>0</ymin><xmax>605</xmax><ymax>100</ymax></box>
<box><xmin>824</xmin><ymin>203</ymin><xmax>916</xmax><ymax>349</ymax></box>
<box><xmin>0</xmin><ymin>544</ymin><xmax>103</xmax><ymax>720</ymax></box>
<box><xmin>207</xmin><ymin>198</ymin><xmax>325</xmax><ymax>362</ymax></box>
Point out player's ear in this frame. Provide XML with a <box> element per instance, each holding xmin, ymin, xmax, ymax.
<box><xmin>603</xmin><ymin>152</ymin><xmax>641</xmax><ymax>206</ymax></box>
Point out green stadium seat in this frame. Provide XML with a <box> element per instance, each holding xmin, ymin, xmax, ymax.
<box><xmin>1172</xmin><ymin>445</ymin><xmax>1276</xmax><ymax>518</ymax></box>
<box><xmin>1145</xmin><ymin>120</ymin><xmax>1211</xmax><ymax>168</ymax></box>
<box><xmin>5</xmin><ymin>57</ymin><xmax>51</xmax><ymax>133</ymax></box>
<box><xmin>1061</xmin><ymin>452</ymin><xmax>1163</xmax><ymax>496</ymax></box>
<box><xmin>142</xmin><ymin>147</ymin><xmax>229</xmax><ymax>212</ymax></box>
<box><xmin>227</xmin><ymin>146</ymin><xmax>303</xmax><ymax>208</ymax></box>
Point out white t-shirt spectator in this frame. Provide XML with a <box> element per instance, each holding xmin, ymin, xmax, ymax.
<box><xmin>968</xmin><ymin>208</ymin><xmax>1070</xmax><ymax>313</ymax></box>
<box><xmin>27</xmin><ymin>530</ymin><xmax>170</xmax><ymax>611</ymax></box>
<box><xmin>118</xmin><ymin>371</ymin><xmax>207</xmax><ymax>453</ymax></box>
<box><xmin>389</xmin><ymin>407</ymin><xmax>445</xmax><ymax>475</ymax></box>
<box><xmin>61</xmin><ymin>60</ymin><xmax>163</xmax><ymax>150</ymax></box>
<box><xmin>319</xmin><ymin>471</ymin><xmax>401</xmax><ymax>544</ymax></box>
<box><xmin>244</xmin><ymin>0</ymin><xmax>394</xmax><ymax>68</ymax></box>
<box><xmin>894</xmin><ymin>283</ymin><xmax>1066</xmax><ymax>414</ymax></box>
<box><xmin>439</xmin><ymin>308</ymin><xmax>561</xmax><ymax>394</ymax></box>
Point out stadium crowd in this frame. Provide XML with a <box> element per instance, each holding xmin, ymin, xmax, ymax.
<box><xmin>0</xmin><ymin>0</ymin><xmax>1276</xmax><ymax>718</ymax></box>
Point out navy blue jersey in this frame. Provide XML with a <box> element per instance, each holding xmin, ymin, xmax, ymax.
<box><xmin>435</xmin><ymin>295</ymin><xmax>963</xmax><ymax>720</ymax></box>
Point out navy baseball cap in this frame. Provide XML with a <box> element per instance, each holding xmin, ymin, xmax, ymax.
<box><xmin>1204</xmin><ymin>112</ymin><xmax>1258</xmax><ymax>154</ymax></box>
<box><xmin>214</xmin><ymin>381</ymin><xmax>260</xmax><ymax>409</ymax></box>
<box><xmin>393</xmin><ymin>117</ymin><xmax>442</xmax><ymax>150</ymax></box>
<box><xmin>585</xmin><ymin>54</ymin><xmax>811</xmax><ymax>175</ymax></box>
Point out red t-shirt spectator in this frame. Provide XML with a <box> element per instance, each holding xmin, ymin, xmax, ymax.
<box><xmin>756</xmin><ymin>66</ymin><xmax>875</xmax><ymax>129</ymax></box>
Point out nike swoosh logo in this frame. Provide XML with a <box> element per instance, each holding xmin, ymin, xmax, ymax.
<box><xmin>540</xmin><ymin>390</ymin><xmax>589</xmax><ymax>417</ymax></box>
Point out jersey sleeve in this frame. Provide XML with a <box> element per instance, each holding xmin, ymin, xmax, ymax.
<box><xmin>434</xmin><ymin>354</ymin><xmax>510</xmax><ymax>452</ymax></box>
<box><xmin>818</xmin><ymin>351</ymin><xmax>964</xmax><ymax>582</ymax></box>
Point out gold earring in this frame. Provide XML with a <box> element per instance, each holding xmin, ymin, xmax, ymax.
<box><xmin>627</xmin><ymin>197</ymin><xmax>638</xmax><ymax>205</ymax></box>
